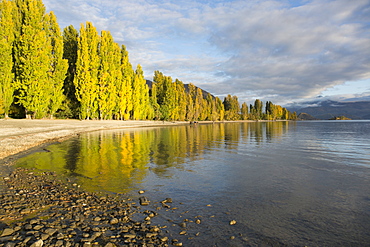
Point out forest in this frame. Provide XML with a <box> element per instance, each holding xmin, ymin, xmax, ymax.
<box><xmin>0</xmin><ymin>0</ymin><xmax>297</xmax><ymax>121</ymax></box>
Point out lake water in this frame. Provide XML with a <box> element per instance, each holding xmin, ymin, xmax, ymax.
<box><xmin>15</xmin><ymin>121</ymin><xmax>370</xmax><ymax>246</ymax></box>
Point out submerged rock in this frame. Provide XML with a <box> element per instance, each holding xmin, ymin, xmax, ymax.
<box><xmin>0</xmin><ymin>167</ymin><xmax>171</xmax><ymax>246</ymax></box>
<box><xmin>139</xmin><ymin>196</ymin><xmax>150</xmax><ymax>206</ymax></box>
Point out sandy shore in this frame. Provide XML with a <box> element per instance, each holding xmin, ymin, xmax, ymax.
<box><xmin>0</xmin><ymin>119</ymin><xmax>188</xmax><ymax>162</ymax></box>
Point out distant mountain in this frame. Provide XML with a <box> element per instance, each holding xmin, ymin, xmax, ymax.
<box><xmin>287</xmin><ymin>100</ymin><xmax>370</xmax><ymax>120</ymax></box>
<box><xmin>297</xmin><ymin>112</ymin><xmax>318</xmax><ymax>120</ymax></box>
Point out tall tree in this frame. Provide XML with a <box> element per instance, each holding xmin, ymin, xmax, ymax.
<box><xmin>0</xmin><ymin>0</ymin><xmax>15</xmax><ymax>118</ymax></box>
<box><xmin>215</xmin><ymin>97</ymin><xmax>225</xmax><ymax>121</ymax></box>
<box><xmin>13</xmin><ymin>0</ymin><xmax>51</xmax><ymax>118</ymax></box>
<box><xmin>148</xmin><ymin>82</ymin><xmax>160</xmax><ymax>120</ymax></box>
<box><xmin>254</xmin><ymin>99</ymin><xmax>263</xmax><ymax>120</ymax></box>
<box><xmin>194</xmin><ymin>87</ymin><xmax>203</xmax><ymax>121</ymax></box>
<box><xmin>206</xmin><ymin>93</ymin><xmax>217</xmax><ymax>121</ymax></box>
<box><xmin>223</xmin><ymin>94</ymin><xmax>240</xmax><ymax>120</ymax></box>
<box><xmin>185</xmin><ymin>89</ymin><xmax>194</xmax><ymax>121</ymax></box>
<box><xmin>241</xmin><ymin>102</ymin><xmax>249</xmax><ymax>120</ymax></box>
<box><xmin>175</xmin><ymin>79</ymin><xmax>187</xmax><ymax>121</ymax></box>
<box><xmin>74</xmin><ymin>22</ymin><xmax>100</xmax><ymax>119</ymax></box>
<box><xmin>116</xmin><ymin>45</ymin><xmax>133</xmax><ymax>120</ymax></box>
<box><xmin>153</xmin><ymin>71</ymin><xmax>176</xmax><ymax>120</ymax></box>
<box><xmin>62</xmin><ymin>25</ymin><xmax>79</xmax><ymax>116</ymax></box>
<box><xmin>132</xmin><ymin>64</ymin><xmax>149</xmax><ymax>120</ymax></box>
<box><xmin>44</xmin><ymin>11</ymin><xmax>68</xmax><ymax>118</ymax></box>
<box><xmin>98</xmin><ymin>30</ymin><xmax>118</xmax><ymax>120</ymax></box>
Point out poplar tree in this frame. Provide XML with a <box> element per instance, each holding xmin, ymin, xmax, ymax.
<box><xmin>194</xmin><ymin>87</ymin><xmax>204</xmax><ymax>121</ymax></box>
<box><xmin>185</xmin><ymin>91</ymin><xmax>194</xmax><ymax>121</ymax></box>
<box><xmin>74</xmin><ymin>22</ymin><xmax>100</xmax><ymax>119</ymax></box>
<box><xmin>149</xmin><ymin>83</ymin><xmax>160</xmax><ymax>120</ymax></box>
<box><xmin>45</xmin><ymin>11</ymin><xmax>68</xmax><ymax>118</ymax></box>
<box><xmin>14</xmin><ymin>0</ymin><xmax>51</xmax><ymax>118</ymax></box>
<box><xmin>175</xmin><ymin>79</ymin><xmax>187</xmax><ymax>121</ymax></box>
<box><xmin>98</xmin><ymin>30</ymin><xmax>118</xmax><ymax>120</ymax></box>
<box><xmin>164</xmin><ymin>77</ymin><xmax>176</xmax><ymax>120</ymax></box>
<box><xmin>254</xmin><ymin>99</ymin><xmax>263</xmax><ymax>120</ymax></box>
<box><xmin>0</xmin><ymin>0</ymin><xmax>15</xmax><ymax>118</ymax></box>
<box><xmin>187</xmin><ymin>83</ymin><xmax>197</xmax><ymax>121</ymax></box>
<box><xmin>153</xmin><ymin>71</ymin><xmax>177</xmax><ymax>120</ymax></box>
<box><xmin>206</xmin><ymin>94</ymin><xmax>218</xmax><ymax>121</ymax></box>
<box><xmin>132</xmin><ymin>64</ymin><xmax>149</xmax><ymax>120</ymax></box>
<box><xmin>215</xmin><ymin>97</ymin><xmax>225</xmax><ymax>121</ymax></box>
<box><xmin>224</xmin><ymin>95</ymin><xmax>240</xmax><ymax>120</ymax></box>
<box><xmin>200</xmin><ymin>96</ymin><xmax>208</xmax><ymax>121</ymax></box>
<box><xmin>241</xmin><ymin>102</ymin><xmax>249</xmax><ymax>120</ymax></box>
<box><xmin>62</xmin><ymin>25</ymin><xmax>79</xmax><ymax>116</ymax></box>
<box><xmin>116</xmin><ymin>45</ymin><xmax>133</xmax><ymax>120</ymax></box>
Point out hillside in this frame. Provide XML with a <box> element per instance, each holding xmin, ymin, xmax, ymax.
<box><xmin>297</xmin><ymin>112</ymin><xmax>318</xmax><ymax>120</ymax></box>
<box><xmin>288</xmin><ymin>100</ymin><xmax>370</xmax><ymax>120</ymax></box>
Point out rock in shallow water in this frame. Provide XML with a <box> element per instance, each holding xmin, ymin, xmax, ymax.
<box><xmin>0</xmin><ymin>167</ymin><xmax>178</xmax><ymax>246</ymax></box>
<box><xmin>139</xmin><ymin>196</ymin><xmax>150</xmax><ymax>206</ymax></box>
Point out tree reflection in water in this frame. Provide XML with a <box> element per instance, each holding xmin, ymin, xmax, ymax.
<box><xmin>15</xmin><ymin>121</ymin><xmax>291</xmax><ymax>193</ymax></box>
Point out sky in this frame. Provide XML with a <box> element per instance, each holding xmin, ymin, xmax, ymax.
<box><xmin>43</xmin><ymin>0</ymin><xmax>370</xmax><ymax>106</ymax></box>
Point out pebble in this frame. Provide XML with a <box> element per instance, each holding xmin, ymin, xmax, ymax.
<box><xmin>139</xmin><ymin>196</ymin><xmax>150</xmax><ymax>206</ymax></box>
<box><xmin>104</xmin><ymin>243</ymin><xmax>116</xmax><ymax>247</ymax></box>
<box><xmin>0</xmin><ymin>228</ymin><xmax>14</xmax><ymax>237</ymax></box>
<box><xmin>30</xmin><ymin>239</ymin><xmax>43</xmax><ymax>247</ymax></box>
<box><xmin>0</xmin><ymin>167</ymin><xmax>189</xmax><ymax>247</ymax></box>
<box><xmin>44</xmin><ymin>228</ymin><xmax>57</xmax><ymax>236</ymax></box>
<box><xmin>179</xmin><ymin>222</ymin><xmax>187</xmax><ymax>228</ymax></box>
<box><xmin>110</xmin><ymin>218</ymin><xmax>119</xmax><ymax>224</ymax></box>
<box><xmin>230</xmin><ymin>220</ymin><xmax>237</xmax><ymax>225</ymax></box>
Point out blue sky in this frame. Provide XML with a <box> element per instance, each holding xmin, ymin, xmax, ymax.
<box><xmin>43</xmin><ymin>0</ymin><xmax>370</xmax><ymax>105</ymax></box>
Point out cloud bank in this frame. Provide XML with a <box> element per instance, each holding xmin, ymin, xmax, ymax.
<box><xmin>43</xmin><ymin>0</ymin><xmax>370</xmax><ymax>105</ymax></box>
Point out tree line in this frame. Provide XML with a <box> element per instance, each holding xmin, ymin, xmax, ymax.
<box><xmin>0</xmin><ymin>0</ymin><xmax>296</xmax><ymax>121</ymax></box>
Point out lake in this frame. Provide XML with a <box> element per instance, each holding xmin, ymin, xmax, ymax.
<box><xmin>15</xmin><ymin>121</ymin><xmax>370</xmax><ymax>246</ymax></box>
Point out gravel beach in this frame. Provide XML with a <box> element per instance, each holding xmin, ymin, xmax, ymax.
<box><xmin>0</xmin><ymin>119</ymin><xmax>190</xmax><ymax>246</ymax></box>
<box><xmin>0</xmin><ymin>167</ymin><xmax>177</xmax><ymax>247</ymax></box>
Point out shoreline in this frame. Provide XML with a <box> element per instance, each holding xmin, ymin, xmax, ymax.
<box><xmin>0</xmin><ymin>119</ymin><xmax>265</xmax><ymax>164</ymax></box>
<box><xmin>0</xmin><ymin>119</ymin><xmax>191</xmax><ymax>164</ymax></box>
<box><xmin>0</xmin><ymin>119</ymin><xmax>241</xmax><ymax>246</ymax></box>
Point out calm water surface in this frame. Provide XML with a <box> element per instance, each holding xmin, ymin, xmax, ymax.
<box><xmin>15</xmin><ymin>121</ymin><xmax>370</xmax><ymax>246</ymax></box>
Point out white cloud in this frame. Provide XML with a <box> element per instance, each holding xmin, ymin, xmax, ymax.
<box><xmin>43</xmin><ymin>0</ymin><xmax>370</xmax><ymax>105</ymax></box>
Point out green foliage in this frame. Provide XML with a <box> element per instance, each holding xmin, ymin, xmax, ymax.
<box><xmin>241</xmin><ymin>102</ymin><xmax>248</xmax><ymax>120</ymax></box>
<box><xmin>194</xmin><ymin>87</ymin><xmax>203</xmax><ymax>120</ymax></box>
<box><xmin>62</xmin><ymin>25</ymin><xmax>79</xmax><ymax>117</ymax></box>
<box><xmin>116</xmin><ymin>45</ymin><xmax>133</xmax><ymax>120</ymax></box>
<box><xmin>216</xmin><ymin>97</ymin><xmax>225</xmax><ymax>121</ymax></box>
<box><xmin>45</xmin><ymin>11</ymin><xmax>68</xmax><ymax>118</ymax></box>
<box><xmin>74</xmin><ymin>22</ymin><xmax>100</xmax><ymax>119</ymax></box>
<box><xmin>153</xmin><ymin>71</ymin><xmax>175</xmax><ymax>120</ymax></box>
<box><xmin>223</xmin><ymin>94</ymin><xmax>240</xmax><ymax>120</ymax></box>
<box><xmin>175</xmin><ymin>79</ymin><xmax>187</xmax><ymax>121</ymax></box>
<box><xmin>0</xmin><ymin>0</ymin><xmax>15</xmax><ymax>118</ymax></box>
<box><xmin>132</xmin><ymin>65</ymin><xmax>149</xmax><ymax>120</ymax></box>
<box><xmin>13</xmin><ymin>0</ymin><xmax>59</xmax><ymax>119</ymax></box>
<box><xmin>98</xmin><ymin>31</ymin><xmax>119</xmax><ymax>120</ymax></box>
